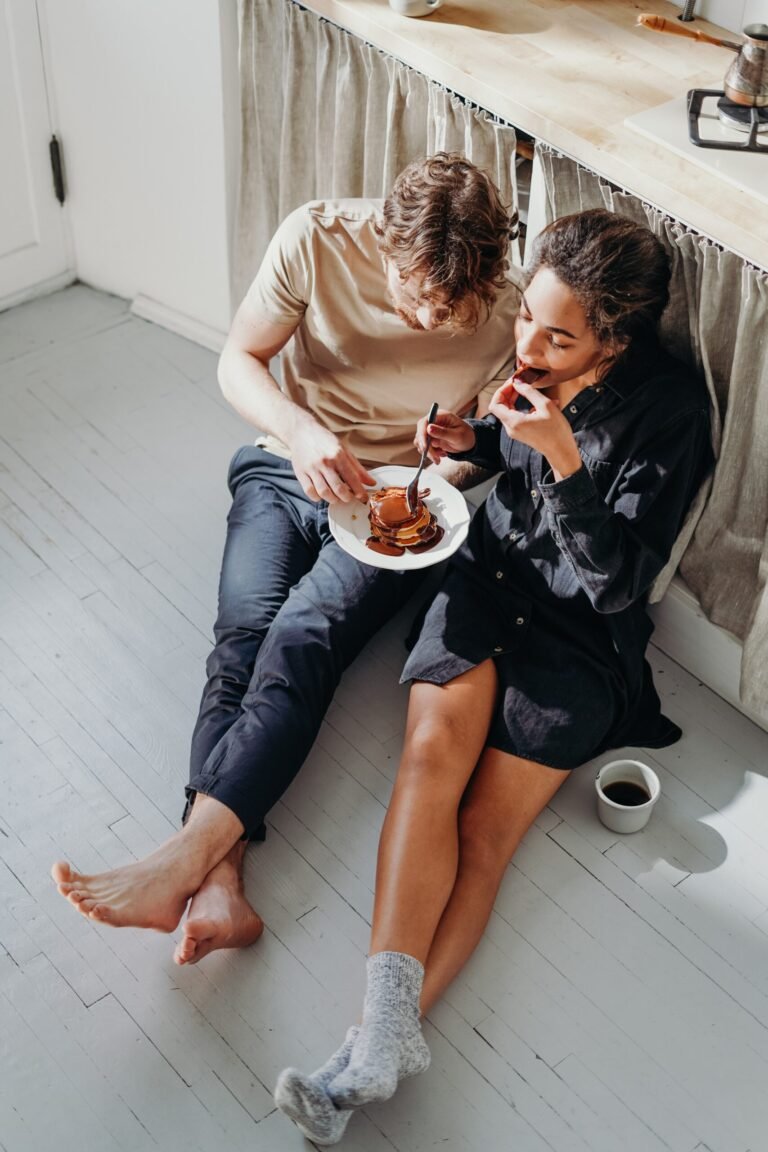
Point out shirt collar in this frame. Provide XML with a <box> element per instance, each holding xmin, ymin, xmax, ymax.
<box><xmin>600</xmin><ymin>338</ymin><xmax>668</xmax><ymax>400</ymax></box>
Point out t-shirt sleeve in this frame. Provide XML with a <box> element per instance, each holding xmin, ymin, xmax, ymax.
<box><xmin>244</xmin><ymin>205</ymin><xmax>312</xmax><ymax>324</ymax></box>
<box><xmin>475</xmin><ymin>275</ymin><xmax>521</xmax><ymax>414</ymax></box>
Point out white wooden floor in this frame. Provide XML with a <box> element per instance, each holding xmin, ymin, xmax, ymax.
<box><xmin>1</xmin><ymin>285</ymin><xmax>767</xmax><ymax>1152</ymax></box>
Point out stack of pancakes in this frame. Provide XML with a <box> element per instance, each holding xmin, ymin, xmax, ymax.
<box><xmin>366</xmin><ymin>486</ymin><xmax>442</xmax><ymax>556</ymax></box>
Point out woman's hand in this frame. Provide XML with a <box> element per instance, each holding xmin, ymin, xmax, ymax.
<box><xmin>290</xmin><ymin>416</ymin><xmax>375</xmax><ymax>503</ymax></box>
<box><xmin>414</xmin><ymin>409</ymin><xmax>476</xmax><ymax>463</ymax></box>
<box><xmin>488</xmin><ymin>379</ymin><xmax>582</xmax><ymax>481</ymax></box>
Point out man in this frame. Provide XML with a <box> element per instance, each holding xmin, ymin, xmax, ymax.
<box><xmin>52</xmin><ymin>153</ymin><xmax>522</xmax><ymax>963</ymax></box>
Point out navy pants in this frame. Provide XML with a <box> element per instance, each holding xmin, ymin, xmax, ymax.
<box><xmin>185</xmin><ymin>447</ymin><xmax>425</xmax><ymax>839</ymax></box>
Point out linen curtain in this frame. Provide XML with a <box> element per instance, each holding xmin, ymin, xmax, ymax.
<box><xmin>235</xmin><ymin>0</ymin><xmax>520</xmax><ymax>306</ymax></box>
<box><xmin>529</xmin><ymin>145</ymin><xmax>768</xmax><ymax>723</ymax></box>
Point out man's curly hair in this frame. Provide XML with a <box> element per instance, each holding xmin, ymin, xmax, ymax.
<box><xmin>375</xmin><ymin>152</ymin><xmax>518</xmax><ymax>331</ymax></box>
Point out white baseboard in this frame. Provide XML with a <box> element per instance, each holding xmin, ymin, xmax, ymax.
<box><xmin>649</xmin><ymin>577</ymin><xmax>765</xmax><ymax>731</ymax></box>
<box><xmin>0</xmin><ymin>270</ymin><xmax>77</xmax><ymax>314</ymax></box>
<box><xmin>130</xmin><ymin>294</ymin><xmax>228</xmax><ymax>353</ymax></box>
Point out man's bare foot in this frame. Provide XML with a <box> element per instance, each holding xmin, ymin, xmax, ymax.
<box><xmin>174</xmin><ymin>848</ymin><xmax>263</xmax><ymax>965</ymax></box>
<box><xmin>51</xmin><ymin>836</ymin><xmax>212</xmax><ymax>932</ymax></box>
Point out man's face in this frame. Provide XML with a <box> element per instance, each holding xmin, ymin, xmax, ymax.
<box><xmin>385</xmin><ymin>261</ymin><xmax>457</xmax><ymax>332</ymax></box>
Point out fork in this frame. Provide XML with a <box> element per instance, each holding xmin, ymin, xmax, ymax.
<box><xmin>406</xmin><ymin>401</ymin><xmax>439</xmax><ymax>513</ymax></box>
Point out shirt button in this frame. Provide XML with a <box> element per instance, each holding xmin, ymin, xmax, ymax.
<box><xmin>493</xmin><ymin>645</ymin><xmax>503</xmax><ymax>653</ymax></box>
<box><xmin>569</xmin><ymin>404</ymin><xmax>578</xmax><ymax>414</ymax></box>
<box><xmin>530</xmin><ymin>489</ymin><xmax>538</xmax><ymax>501</ymax></box>
<box><xmin>508</xmin><ymin>530</ymin><xmax>519</xmax><ymax>542</ymax></box>
<box><xmin>495</xmin><ymin>571</ymin><xmax>504</xmax><ymax>580</ymax></box>
<box><xmin>516</xmin><ymin>616</ymin><xmax>525</xmax><ymax>626</ymax></box>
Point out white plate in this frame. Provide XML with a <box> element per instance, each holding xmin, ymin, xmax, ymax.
<box><xmin>328</xmin><ymin>465</ymin><xmax>471</xmax><ymax>571</ymax></box>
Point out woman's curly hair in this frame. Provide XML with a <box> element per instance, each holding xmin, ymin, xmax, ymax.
<box><xmin>375</xmin><ymin>152</ymin><xmax>518</xmax><ymax>331</ymax></box>
<box><xmin>527</xmin><ymin>209</ymin><xmax>671</xmax><ymax>352</ymax></box>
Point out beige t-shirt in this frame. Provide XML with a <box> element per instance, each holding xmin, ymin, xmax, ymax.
<box><xmin>246</xmin><ymin>199</ymin><xmax>522</xmax><ymax>467</ymax></box>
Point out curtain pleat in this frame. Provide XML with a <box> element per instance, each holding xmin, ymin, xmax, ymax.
<box><xmin>530</xmin><ymin>144</ymin><xmax>768</xmax><ymax>723</ymax></box>
<box><xmin>235</xmin><ymin>0</ymin><xmax>519</xmax><ymax>305</ymax></box>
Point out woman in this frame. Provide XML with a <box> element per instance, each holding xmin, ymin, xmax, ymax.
<box><xmin>274</xmin><ymin>209</ymin><xmax>713</xmax><ymax>1144</ymax></box>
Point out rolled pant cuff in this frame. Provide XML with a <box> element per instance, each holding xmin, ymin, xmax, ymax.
<box><xmin>183</xmin><ymin>778</ymin><xmax>267</xmax><ymax>842</ymax></box>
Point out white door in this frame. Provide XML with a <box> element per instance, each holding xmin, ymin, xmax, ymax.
<box><xmin>0</xmin><ymin>0</ymin><xmax>70</xmax><ymax>308</ymax></box>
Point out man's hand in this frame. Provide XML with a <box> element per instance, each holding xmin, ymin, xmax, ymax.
<box><xmin>414</xmin><ymin>409</ymin><xmax>476</xmax><ymax>463</ymax></box>
<box><xmin>290</xmin><ymin>416</ymin><xmax>375</xmax><ymax>503</ymax></box>
<box><xmin>488</xmin><ymin>379</ymin><xmax>582</xmax><ymax>480</ymax></box>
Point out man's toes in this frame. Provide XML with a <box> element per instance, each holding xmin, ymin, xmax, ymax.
<box><xmin>174</xmin><ymin>919</ymin><xmax>216</xmax><ymax>965</ymax></box>
<box><xmin>67</xmin><ymin>889</ymin><xmax>87</xmax><ymax>906</ymax></box>
<box><xmin>51</xmin><ymin>860</ymin><xmax>74</xmax><ymax>885</ymax></box>
<box><xmin>185</xmin><ymin>937</ymin><xmax>218</xmax><ymax>964</ymax></box>
<box><xmin>174</xmin><ymin>934</ymin><xmax>204</xmax><ymax>965</ymax></box>
<box><xmin>87</xmin><ymin>902</ymin><xmax>112</xmax><ymax>923</ymax></box>
<box><xmin>173</xmin><ymin>941</ymin><xmax>193</xmax><ymax>965</ymax></box>
<box><xmin>53</xmin><ymin>862</ymin><xmax>86</xmax><ymax>896</ymax></box>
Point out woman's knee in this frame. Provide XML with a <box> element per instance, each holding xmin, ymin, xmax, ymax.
<box><xmin>457</xmin><ymin>800</ymin><xmax>520</xmax><ymax>873</ymax></box>
<box><xmin>392</xmin><ymin>727</ymin><xmax>470</xmax><ymax>805</ymax></box>
<box><xmin>400</xmin><ymin>712</ymin><xmax>477</xmax><ymax>774</ymax></box>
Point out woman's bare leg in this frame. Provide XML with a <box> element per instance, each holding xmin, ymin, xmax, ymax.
<box><xmin>368</xmin><ymin>660</ymin><xmax>499</xmax><ymax>961</ymax></box>
<box><xmin>420</xmin><ymin>748</ymin><xmax>571</xmax><ymax>1014</ymax></box>
<box><xmin>324</xmin><ymin>663</ymin><xmax>497</xmax><ymax>1112</ymax></box>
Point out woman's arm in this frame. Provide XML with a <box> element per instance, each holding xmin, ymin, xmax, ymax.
<box><xmin>487</xmin><ymin>377</ymin><xmax>712</xmax><ymax>614</ymax></box>
<box><xmin>538</xmin><ymin>410</ymin><xmax>712</xmax><ymax>614</ymax></box>
<box><xmin>442</xmin><ymin>415</ymin><xmax>505</xmax><ymax>473</ymax></box>
<box><xmin>413</xmin><ymin>406</ymin><xmax>505</xmax><ymax>475</ymax></box>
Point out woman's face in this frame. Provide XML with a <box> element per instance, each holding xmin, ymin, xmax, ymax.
<box><xmin>514</xmin><ymin>267</ymin><xmax>614</xmax><ymax>389</ymax></box>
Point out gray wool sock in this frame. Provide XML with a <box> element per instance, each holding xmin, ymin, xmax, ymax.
<box><xmin>329</xmin><ymin>951</ymin><xmax>430</xmax><ymax>1109</ymax></box>
<box><xmin>274</xmin><ymin>1027</ymin><xmax>358</xmax><ymax>1146</ymax></box>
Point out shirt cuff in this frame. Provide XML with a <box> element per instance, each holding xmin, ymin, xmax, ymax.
<box><xmin>447</xmin><ymin>416</ymin><xmax>499</xmax><ymax>463</ymax></box>
<box><xmin>538</xmin><ymin>463</ymin><xmax>597</xmax><ymax>513</ymax></box>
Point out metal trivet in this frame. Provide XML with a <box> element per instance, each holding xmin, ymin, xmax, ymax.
<box><xmin>687</xmin><ymin>89</ymin><xmax>768</xmax><ymax>152</ymax></box>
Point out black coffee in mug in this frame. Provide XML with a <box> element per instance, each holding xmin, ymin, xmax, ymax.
<box><xmin>602</xmin><ymin>780</ymin><xmax>650</xmax><ymax>806</ymax></box>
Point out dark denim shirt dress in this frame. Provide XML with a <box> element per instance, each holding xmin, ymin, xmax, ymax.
<box><xmin>401</xmin><ymin>340</ymin><xmax>714</xmax><ymax>769</ymax></box>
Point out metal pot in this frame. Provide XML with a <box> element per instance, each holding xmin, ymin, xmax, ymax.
<box><xmin>637</xmin><ymin>14</ymin><xmax>768</xmax><ymax>107</ymax></box>
<box><xmin>724</xmin><ymin>24</ymin><xmax>768</xmax><ymax>106</ymax></box>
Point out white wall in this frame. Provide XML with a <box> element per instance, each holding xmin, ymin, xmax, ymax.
<box><xmin>39</xmin><ymin>0</ymin><xmax>240</xmax><ymax>338</ymax></box>
<box><xmin>695</xmin><ymin>0</ymin><xmax>768</xmax><ymax>32</ymax></box>
<box><xmin>219</xmin><ymin>0</ymin><xmax>241</xmax><ymax>316</ymax></box>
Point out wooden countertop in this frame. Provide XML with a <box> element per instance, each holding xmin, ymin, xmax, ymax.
<box><xmin>297</xmin><ymin>0</ymin><xmax>768</xmax><ymax>270</ymax></box>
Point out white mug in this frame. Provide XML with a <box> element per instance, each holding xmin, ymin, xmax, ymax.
<box><xmin>388</xmin><ymin>0</ymin><xmax>443</xmax><ymax>17</ymax></box>
<box><xmin>595</xmin><ymin>759</ymin><xmax>661</xmax><ymax>834</ymax></box>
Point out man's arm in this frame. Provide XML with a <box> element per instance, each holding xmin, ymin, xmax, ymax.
<box><xmin>428</xmin><ymin>380</ymin><xmax>502</xmax><ymax>492</ymax></box>
<box><xmin>430</xmin><ymin>455</ymin><xmax>496</xmax><ymax>492</ymax></box>
<box><xmin>218</xmin><ymin>300</ymin><xmax>306</xmax><ymax>444</ymax></box>
<box><xmin>217</xmin><ymin>299</ymin><xmax>373</xmax><ymax>503</ymax></box>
